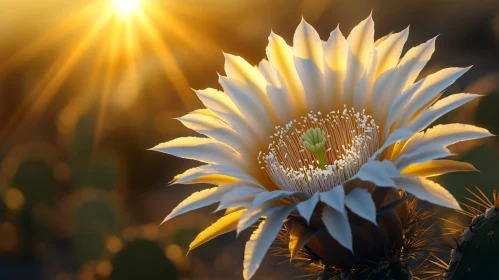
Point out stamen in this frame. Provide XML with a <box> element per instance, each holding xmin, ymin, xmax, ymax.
<box><xmin>258</xmin><ymin>107</ymin><xmax>379</xmax><ymax>196</ymax></box>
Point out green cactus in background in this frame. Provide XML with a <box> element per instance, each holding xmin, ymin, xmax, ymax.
<box><xmin>436</xmin><ymin>189</ymin><xmax>499</xmax><ymax>280</ymax></box>
<box><xmin>110</xmin><ymin>239</ymin><xmax>179</xmax><ymax>280</ymax></box>
<box><xmin>69</xmin><ymin>114</ymin><xmax>119</xmax><ymax>191</ymax></box>
<box><xmin>12</xmin><ymin>157</ymin><xmax>57</xmax><ymax>206</ymax></box>
<box><xmin>73</xmin><ymin>198</ymin><xmax>119</xmax><ymax>264</ymax></box>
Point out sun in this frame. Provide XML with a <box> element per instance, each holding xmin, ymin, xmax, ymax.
<box><xmin>112</xmin><ymin>0</ymin><xmax>141</xmax><ymax>18</ymax></box>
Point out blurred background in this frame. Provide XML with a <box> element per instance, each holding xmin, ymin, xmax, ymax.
<box><xmin>1</xmin><ymin>0</ymin><xmax>499</xmax><ymax>279</ymax></box>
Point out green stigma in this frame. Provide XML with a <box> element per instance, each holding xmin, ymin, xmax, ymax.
<box><xmin>302</xmin><ymin>128</ymin><xmax>328</xmax><ymax>170</ymax></box>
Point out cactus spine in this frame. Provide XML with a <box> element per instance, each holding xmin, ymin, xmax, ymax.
<box><xmin>443</xmin><ymin>205</ymin><xmax>499</xmax><ymax>279</ymax></box>
<box><xmin>437</xmin><ymin>188</ymin><xmax>499</xmax><ymax>280</ymax></box>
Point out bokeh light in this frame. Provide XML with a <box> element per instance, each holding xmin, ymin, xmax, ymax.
<box><xmin>165</xmin><ymin>244</ymin><xmax>183</xmax><ymax>264</ymax></box>
<box><xmin>3</xmin><ymin>188</ymin><xmax>24</xmax><ymax>211</ymax></box>
<box><xmin>106</xmin><ymin>235</ymin><xmax>123</xmax><ymax>254</ymax></box>
<box><xmin>96</xmin><ymin>260</ymin><xmax>113</xmax><ymax>278</ymax></box>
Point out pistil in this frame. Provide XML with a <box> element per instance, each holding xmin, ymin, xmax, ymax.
<box><xmin>302</xmin><ymin>128</ymin><xmax>328</xmax><ymax>170</ymax></box>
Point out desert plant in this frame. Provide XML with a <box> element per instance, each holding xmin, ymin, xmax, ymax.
<box><xmin>272</xmin><ymin>194</ymin><xmax>437</xmax><ymax>280</ymax></box>
<box><xmin>426</xmin><ymin>188</ymin><xmax>499</xmax><ymax>280</ymax></box>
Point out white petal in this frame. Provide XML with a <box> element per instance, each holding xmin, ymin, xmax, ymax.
<box><xmin>401</xmin><ymin>160</ymin><xmax>477</xmax><ymax>178</ymax></box>
<box><xmin>347</xmin><ymin>13</ymin><xmax>375</xmax><ymax>71</ymax></box>
<box><xmin>372</xmin><ymin>127</ymin><xmax>415</xmax><ymax>159</ymax></box>
<box><xmin>324</xmin><ymin>26</ymin><xmax>348</xmax><ymax>110</ymax></box>
<box><xmin>189</xmin><ymin>209</ymin><xmax>244</xmax><ymax>251</ymax></box>
<box><xmin>320</xmin><ymin>185</ymin><xmax>346</xmax><ymax>214</ymax></box>
<box><xmin>224</xmin><ymin>54</ymin><xmax>278</xmax><ymax>122</ymax></box>
<box><xmin>371</xmin><ymin>37</ymin><xmax>436</xmax><ymax>121</ymax></box>
<box><xmin>195</xmin><ymin>88</ymin><xmax>258</xmax><ymax>142</ymax></box>
<box><xmin>401</xmin><ymin>124</ymin><xmax>493</xmax><ymax>155</ymax></box>
<box><xmin>345</xmin><ymin>188</ymin><xmax>377</xmax><ymax>225</ymax></box>
<box><xmin>151</xmin><ymin>137</ymin><xmax>243</xmax><ymax>166</ymax></box>
<box><xmin>374</xmin><ymin>32</ymin><xmax>392</xmax><ymax>47</ymax></box>
<box><xmin>263</xmin><ymin>61</ymin><xmax>297</xmax><ymax>123</ymax></box>
<box><xmin>353</xmin><ymin>48</ymin><xmax>377</xmax><ymax>111</ymax></box>
<box><xmin>371</xmin><ymin>61</ymin><xmax>419</xmax><ymax>119</ymax></box>
<box><xmin>344</xmin><ymin>14</ymin><xmax>374</xmax><ymax>107</ymax></box>
<box><xmin>177</xmin><ymin>112</ymin><xmax>251</xmax><ymax>153</ymax></box>
<box><xmin>394</xmin><ymin>175</ymin><xmax>460</xmax><ymax>210</ymax></box>
<box><xmin>259</xmin><ymin>59</ymin><xmax>297</xmax><ymax>123</ymax></box>
<box><xmin>374</xmin><ymin>27</ymin><xmax>409</xmax><ymax>78</ymax></box>
<box><xmin>293</xmin><ymin>19</ymin><xmax>325</xmax><ymax>111</ymax></box>
<box><xmin>219</xmin><ymin>76</ymin><xmax>273</xmax><ymax>140</ymax></box>
<box><xmin>397</xmin><ymin>67</ymin><xmax>471</xmax><ymax>127</ymax></box>
<box><xmin>237</xmin><ymin>200</ymin><xmax>287</xmax><ymax>235</ymax></box>
<box><xmin>293</xmin><ymin>19</ymin><xmax>324</xmax><ymax>73</ymax></box>
<box><xmin>172</xmin><ymin>164</ymin><xmax>261</xmax><ymax>186</ymax></box>
<box><xmin>383</xmin><ymin>78</ymin><xmax>426</xmax><ymax>138</ymax></box>
<box><xmin>394</xmin><ymin>147</ymin><xmax>453</xmax><ymax>170</ymax></box>
<box><xmin>190</xmin><ymin>108</ymin><xmax>221</xmax><ymax>119</ymax></box>
<box><xmin>216</xmin><ymin>186</ymin><xmax>264</xmax><ymax>211</ymax></box>
<box><xmin>370</xmin><ymin>66</ymin><xmax>398</xmax><ymax>115</ymax></box>
<box><xmin>296</xmin><ymin>192</ymin><xmax>320</xmax><ymax>224</ymax></box>
<box><xmin>408</xmin><ymin>93</ymin><xmax>481</xmax><ymax>133</ymax></box>
<box><xmin>353</xmin><ymin>160</ymin><xmax>401</xmax><ymax>188</ymax></box>
<box><xmin>258</xmin><ymin>59</ymin><xmax>295</xmax><ymax>123</ymax></box>
<box><xmin>252</xmin><ymin>190</ymin><xmax>303</xmax><ymax>209</ymax></box>
<box><xmin>398</xmin><ymin>36</ymin><xmax>437</xmax><ymax>89</ymax></box>
<box><xmin>224</xmin><ymin>53</ymin><xmax>268</xmax><ymax>94</ymax></box>
<box><xmin>243</xmin><ymin>205</ymin><xmax>295</xmax><ymax>280</ymax></box>
<box><xmin>267</xmin><ymin>85</ymin><xmax>295</xmax><ymax>123</ymax></box>
<box><xmin>322</xmin><ymin>206</ymin><xmax>353</xmax><ymax>252</ymax></box>
<box><xmin>266</xmin><ymin>32</ymin><xmax>306</xmax><ymax>113</ymax></box>
<box><xmin>258</xmin><ymin>59</ymin><xmax>281</xmax><ymax>86</ymax></box>
<box><xmin>163</xmin><ymin>187</ymin><xmax>219</xmax><ymax>222</ymax></box>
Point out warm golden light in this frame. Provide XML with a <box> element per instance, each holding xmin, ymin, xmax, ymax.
<box><xmin>0</xmin><ymin>0</ymin><xmax>218</xmax><ymax>147</ymax></box>
<box><xmin>4</xmin><ymin>188</ymin><xmax>25</xmax><ymax>210</ymax></box>
<box><xmin>112</xmin><ymin>0</ymin><xmax>140</xmax><ymax>18</ymax></box>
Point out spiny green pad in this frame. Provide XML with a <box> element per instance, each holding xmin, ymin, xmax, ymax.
<box><xmin>355</xmin><ymin>260</ymin><xmax>412</xmax><ymax>280</ymax></box>
<box><xmin>302</xmin><ymin>128</ymin><xmax>328</xmax><ymax>169</ymax></box>
<box><xmin>321</xmin><ymin>260</ymin><xmax>413</xmax><ymax>280</ymax></box>
<box><xmin>446</xmin><ymin>206</ymin><xmax>499</xmax><ymax>279</ymax></box>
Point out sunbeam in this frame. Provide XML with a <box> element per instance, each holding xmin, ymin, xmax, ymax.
<box><xmin>0</xmin><ymin>0</ymin><xmax>218</xmax><ymax>147</ymax></box>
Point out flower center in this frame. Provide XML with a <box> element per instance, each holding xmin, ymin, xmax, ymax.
<box><xmin>259</xmin><ymin>107</ymin><xmax>379</xmax><ymax>196</ymax></box>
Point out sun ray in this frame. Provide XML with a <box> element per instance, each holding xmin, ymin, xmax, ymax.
<box><xmin>0</xmin><ymin>1</ymin><xmax>103</xmax><ymax>73</ymax></box>
<box><xmin>1</xmin><ymin>11</ymin><xmax>112</xmax><ymax>141</ymax></box>
<box><xmin>93</xmin><ymin>15</ymin><xmax>123</xmax><ymax>155</ymax></box>
<box><xmin>145</xmin><ymin>4</ymin><xmax>219</xmax><ymax>58</ymax></box>
<box><xmin>58</xmin><ymin>39</ymin><xmax>110</xmax><ymax>139</ymax></box>
<box><xmin>1</xmin><ymin>0</ymin><xmax>219</xmax><ymax>148</ymax></box>
<box><xmin>135</xmin><ymin>8</ymin><xmax>196</xmax><ymax>110</ymax></box>
<box><xmin>116</xmin><ymin>13</ymin><xmax>141</xmax><ymax>108</ymax></box>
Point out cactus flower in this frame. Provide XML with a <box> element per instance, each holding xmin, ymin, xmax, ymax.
<box><xmin>152</xmin><ymin>14</ymin><xmax>492</xmax><ymax>279</ymax></box>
